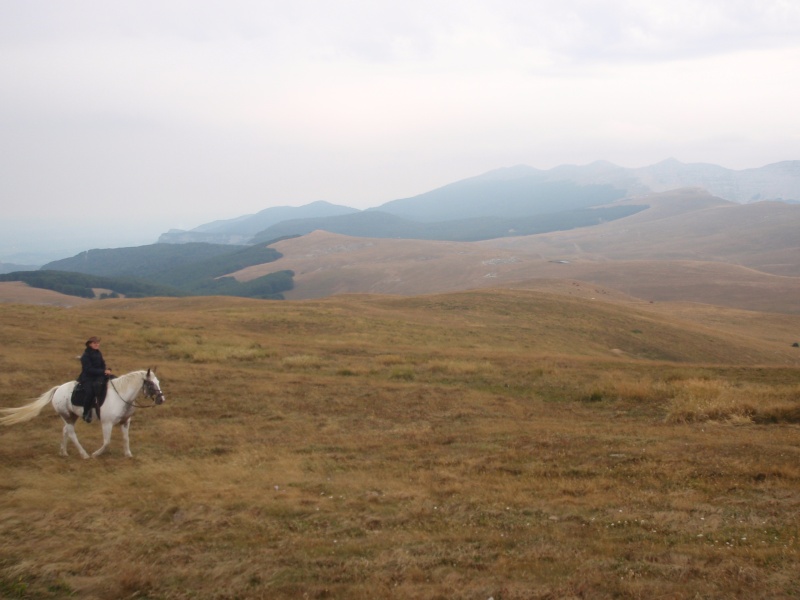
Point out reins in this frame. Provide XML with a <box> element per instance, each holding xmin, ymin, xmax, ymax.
<box><xmin>109</xmin><ymin>376</ymin><xmax>161</xmax><ymax>409</ymax></box>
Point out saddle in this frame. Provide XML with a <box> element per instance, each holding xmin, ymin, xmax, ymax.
<box><xmin>71</xmin><ymin>379</ymin><xmax>110</xmax><ymax>414</ymax></box>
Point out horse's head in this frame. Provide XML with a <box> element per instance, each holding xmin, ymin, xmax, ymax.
<box><xmin>143</xmin><ymin>368</ymin><xmax>165</xmax><ymax>405</ymax></box>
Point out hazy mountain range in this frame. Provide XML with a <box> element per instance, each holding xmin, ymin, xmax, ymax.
<box><xmin>157</xmin><ymin>158</ymin><xmax>800</xmax><ymax>245</ymax></box>
<box><xmin>2</xmin><ymin>158</ymin><xmax>799</xmax><ymax>314</ymax></box>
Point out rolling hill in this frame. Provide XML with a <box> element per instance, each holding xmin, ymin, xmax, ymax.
<box><xmin>230</xmin><ymin>189</ymin><xmax>800</xmax><ymax>313</ymax></box>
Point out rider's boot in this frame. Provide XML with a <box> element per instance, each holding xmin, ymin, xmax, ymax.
<box><xmin>82</xmin><ymin>400</ymin><xmax>93</xmax><ymax>423</ymax></box>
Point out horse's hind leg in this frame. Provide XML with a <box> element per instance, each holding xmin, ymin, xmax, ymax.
<box><xmin>60</xmin><ymin>424</ymin><xmax>68</xmax><ymax>456</ymax></box>
<box><xmin>92</xmin><ymin>421</ymin><xmax>113</xmax><ymax>458</ymax></box>
<box><xmin>62</xmin><ymin>420</ymin><xmax>90</xmax><ymax>459</ymax></box>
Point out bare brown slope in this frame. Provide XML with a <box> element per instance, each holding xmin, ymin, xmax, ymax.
<box><xmin>237</xmin><ymin>232</ymin><xmax>533</xmax><ymax>298</ymax></box>
<box><xmin>234</xmin><ymin>189</ymin><xmax>800</xmax><ymax>312</ymax></box>
<box><xmin>483</xmin><ymin>189</ymin><xmax>800</xmax><ymax>275</ymax></box>
<box><xmin>0</xmin><ymin>282</ymin><xmax>91</xmax><ymax>307</ymax></box>
<box><xmin>238</xmin><ymin>231</ymin><xmax>800</xmax><ymax>312</ymax></box>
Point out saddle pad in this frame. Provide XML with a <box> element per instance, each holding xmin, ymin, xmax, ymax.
<box><xmin>70</xmin><ymin>382</ymin><xmax>86</xmax><ymax>407</ymax></box>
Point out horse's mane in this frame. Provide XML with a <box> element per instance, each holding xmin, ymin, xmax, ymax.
<box><xmin>110</xmin><ymin>370</ymin><xmax>147</xmax><ymax>398</ymax></box>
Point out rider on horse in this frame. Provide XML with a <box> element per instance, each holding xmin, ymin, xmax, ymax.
<box><xmin>78</xmin><ymin>336</ymin><xmax>112</xmax><ymax>423</ymax></box>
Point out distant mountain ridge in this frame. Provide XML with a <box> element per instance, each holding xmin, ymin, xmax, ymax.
<box><xmin>629</xmin><ymin>159</ymin><xmax>800</xmax><ymax>202</ymax></box>
<box><xmin>157</xmin><ymin>159</ymin><xmax>800</xmax><ymax>246</ymax></box>
<box><xmin>367</xmin><ymin>179</ymin><xmax>626</xmax><ymax>222</ymax></box>
<box><xmin>0</xmin><ymin>261</ymin><xmax>39</xmax><ymax>275</ymax></box>
<box><xmin>159</xmin><ymin>201</ymin><xmax>358</xmax><ymax>244</ymax></box>
<box><xmin>250</xmin><ymin>204</ymin><xmax>646</xmax><ymax>243</ymax></box>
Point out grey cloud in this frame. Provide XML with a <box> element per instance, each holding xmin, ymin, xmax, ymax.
<box><xmin>4</xmin><ymin>1</ymin><xmax>798</xmax><ymax>64</ymax></box>
<box><xmin>496</xmin><ymin>1</ymin><xmax>800</xmax><ymax>64</ymax></box>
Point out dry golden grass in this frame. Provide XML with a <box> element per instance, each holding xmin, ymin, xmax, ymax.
<box><xmin>1</xmin><ymin>290</ymin><xmax>799</xmax><ymax>599</ymax></box>
<box><xmin>0</xmin><ymin>282</ymin><xmax>90</xmax><ymax>308</ymax></box>
<box><xmin>665</xmin><ymin>378</ymin><xmax>800</xmax><ymax>424</ymax></box>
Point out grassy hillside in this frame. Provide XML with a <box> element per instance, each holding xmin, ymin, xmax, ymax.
<box><xmin>0</xmin><ymin>281</ymin><xmax>92</xmax><ymax>307</ymax></box>
<box><xmin>1</xmin><ymin>291</ymin><xmax>799</xmax><ymax>599</ymax></box>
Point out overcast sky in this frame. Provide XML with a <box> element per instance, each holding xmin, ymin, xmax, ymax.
<box><xmin>2</xmin><ymin>0</ymin><xmax>800</xmax><ymax>261</ymax></box>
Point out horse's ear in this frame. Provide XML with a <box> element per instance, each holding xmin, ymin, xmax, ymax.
<box><xmin>146</xmin><ymin>368</ymin><xmax>151</xmax><ymax>377</ymax></box>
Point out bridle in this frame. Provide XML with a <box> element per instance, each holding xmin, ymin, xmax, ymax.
<box><xmin>142</xmin><ymin>378</ymin><xmax>166</xmax><ymax>405</ymax></box>
<box><xmin>110</xmin><ymin>374</ymin><xmax>165</xmax><ymax>409</ymax></box>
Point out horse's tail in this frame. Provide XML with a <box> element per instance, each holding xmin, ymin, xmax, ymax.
<box><xmin>0</xmin><ymin>387</ymin><xmax>58</xmax><ymax>426</ymax></box>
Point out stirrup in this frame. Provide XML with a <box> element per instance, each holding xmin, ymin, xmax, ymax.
<box><xmin>82</xmin><ymin>412</ymin><xmax>92</xmax><ymax>423</ymax></box>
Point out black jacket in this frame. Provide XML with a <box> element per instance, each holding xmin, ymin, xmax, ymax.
<box><xmin>79</xmin><ymin>347</ymin><xmax>107</xmax><ymax>382</ymax></box>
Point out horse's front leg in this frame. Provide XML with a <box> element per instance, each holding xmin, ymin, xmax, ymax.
<box><xmin>62</xmin><ymin>421</ymin><xmax>90</xmax><ymax>459</ymax></box>
<box><xmin>120</xmin><ymin>418</ymin><xmax>133</xmax><ymax>458</ymax></box>
<box><xmin>60</xmin><ymin>423</ymin><xmax>69</xmax><ymax>457</ymax></box>
<box><xmin>92</xmin><ymin>421</ymin><xmax>113</xmax><ymax>458</ymax></box>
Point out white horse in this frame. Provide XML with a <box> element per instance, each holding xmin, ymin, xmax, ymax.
<box><xmin>0</xmin><ymin>369</ymin><xmax>165</xmax><ymax>459</ymax></box>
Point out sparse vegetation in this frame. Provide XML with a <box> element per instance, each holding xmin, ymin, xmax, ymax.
<box><xmin>1</xmin><ymin>290</ymin><xmax>798</xmax><ymax>599</ymax></box>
